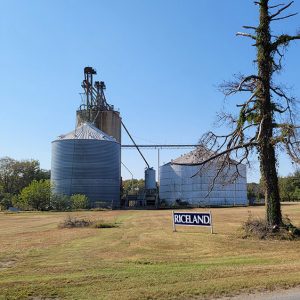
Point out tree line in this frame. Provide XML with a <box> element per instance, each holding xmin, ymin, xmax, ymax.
<box><xmin>248</xmin><ymin>170</ymin><xmax>300</xmax><ymax>202</ymax></box>
<box><xmin>0</xmin><ymin>157</ymin><xmax>88</xmax><ymax>211</ymax></box>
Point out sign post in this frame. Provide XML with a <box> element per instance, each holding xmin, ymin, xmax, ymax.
<box><xmin>172</xmin><ymin>210</ymin><xmax>176</xmax><ymax>232</ymax></box>
<box><xmin>172</xmin><ymin>211</ymin><xmax>213</xmax><ymax>234</ymax></box>
<box><xmin>209</xmin><ymin>210</ymin><xmax>213</xmax><ymax>234</ymax></box>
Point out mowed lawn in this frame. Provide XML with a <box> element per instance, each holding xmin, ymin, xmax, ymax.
<box><xmin>1</xmin><ymin>204</ymin><xmax>300</xmax><ymax>300</ymax></box>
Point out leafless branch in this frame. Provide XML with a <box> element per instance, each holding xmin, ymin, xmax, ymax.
<box><xmin>269</xmin><ymin>4</ymin><xmax>286</xmax><ymax>9</ymax></box>
<box><xmin>220</xmin><ymin>74</ymin><xmax>260</xmax><ymax>96</ymax></box>
<box><xmin>243</xmin><ymin>25</ymin><xmax>257</xmax><ymax>30</ymax></box>
<box><xmin>285</xmin><ymin>129</ymin><xmax>300</xmax><ymax>163</ymax></box>
<box><xmin>236</xmin><ymin>92</ymin><xmax>257</xmax><ymax>108</ymax></box>
<box><xmin>272</xmin><ymin>13</ymin><xmax>298</xmax><ymax>21</ymax></box>
<box><xmin>269</xmin><ymin>1</ymin><xmax>294</xmax><ymax>19</ymax></box>
<box><xmin>236</xmin><ymin>32</ymin><xmax>257</xmax><ymax>40</ymax></box>
<box><xmin>172</xmin><ymin>141</ymin><xmax>258</xmax><ymax>167</ymax></box>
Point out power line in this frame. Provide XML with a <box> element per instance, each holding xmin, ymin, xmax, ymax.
<box><xmin>121</xmin><ymin>144</ymin><xmax>199</xmax><ymax>149</ymax></box>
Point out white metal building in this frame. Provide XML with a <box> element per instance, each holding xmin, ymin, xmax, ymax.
<box><xmin>159</xmin><ymin>147</ymin><xmax>247</xmax><ymax>206</ymax></box>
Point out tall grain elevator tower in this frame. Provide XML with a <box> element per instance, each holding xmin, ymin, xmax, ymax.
<box><xmin>76</xmin><ymin>67</ymin><xmax>121</xmax><ymax>142</ymax></box>
<box><xmin>51</xmin><ymin>67</ymin><xmax>122</xmax><ymax>208</ymax></box>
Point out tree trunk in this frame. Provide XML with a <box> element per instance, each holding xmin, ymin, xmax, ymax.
<box><xmin>257</xmin><ymin>0</ymin><xmax>282</xmax><ymax>226</ymax></box>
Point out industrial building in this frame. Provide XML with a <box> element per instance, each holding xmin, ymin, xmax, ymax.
<box><xmin>159</xmin><ymin>147</ymin><xmax>247</xmax><ymax>206</ymax></box>
<box><xmin>51</xmin><ymin>67</ymin><xmax>157</xmax><ymax>208</ymax></box>
<box><xmin>51</xmin><ymin>66</ymin><xmax>248</xmax><ymax>209</ymax></box>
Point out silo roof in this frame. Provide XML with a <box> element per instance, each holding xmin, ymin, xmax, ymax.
<box><xmin>56</xmin><ymin>122</ymin><xmax>117</xmax><ymax>142</ymax></box>
<box><xmin>171</xmin><ymin>146</ymin><xmax>215</xmax><ymax>165</ymax></box>
<box><xmin>170</xmin><ymin>146</ymin><xmax>239</xmax><ymax>166</ymax></box>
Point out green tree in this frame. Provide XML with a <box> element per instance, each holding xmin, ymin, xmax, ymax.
<box><xmin>71</xmin><ymin>194</ymin><xmax>89</xmax><ymax>209</ymax></box>
<box><xmin>278</xmin><ymin>170</ymin><xmax>300</xmax><ymax>202</ymax></box>
<box><xmin>0</xmin><ymin>157</ymin><xmax>50</xmax><ymax>195</ymax></box>
<box><xmin>18</xmin><ymin>180</ymin><xmax>51</xmax><ymax>210</ymax></box>
<box><xmin>247</xmin><ymin>182</ymin><xmax>264</xmax><ymax>203</ymax></box>
<box><xmin>292</xmin><ymin>187</ymin><xmax>300</xmax><ymax>201</ymax></box>
<box><xmin>122</xmin><ymin>179</ymin><xmax>145</xmax><ymax>195</ymax></box>
<box><xmin>278</xmin><ymin>176</ymin><xmax>294</xmax><ymax>201</ymax></box>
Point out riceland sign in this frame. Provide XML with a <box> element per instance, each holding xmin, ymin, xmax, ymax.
<box><xmin>172</xmin><ymin>211</ymin><xmax>213</xmax><ymax>233</ymax></box>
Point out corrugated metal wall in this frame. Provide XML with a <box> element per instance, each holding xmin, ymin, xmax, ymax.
<box><xmin>159</xmin><ymin>164</ymin><xmax>247</xmax><ymax>206</ymax></box>
<box><xmin>51</xmin><ymin>139</ymin><xmax>120</xmax><ymax>207</ymax></box>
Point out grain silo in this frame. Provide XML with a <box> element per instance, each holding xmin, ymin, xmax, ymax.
<box><xmin>159</xmin><ymin>147</ymin><xmax>247</xmax><ymax>206</ymax></box>
<box><xmin>51</xmin><ymin>122</ymin><xmax>121</xmax><ymax>208</ymax></box>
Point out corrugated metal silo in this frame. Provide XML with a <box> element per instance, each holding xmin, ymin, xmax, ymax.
<box><xmin>51</xmin><ymin>122</ymin><xmax>120</xmax><ymax>207</ymax></box>
<box><xmin>159</xmin><ymin>147</ymin><xmax>247</xmax><ymax>207</ymax></box>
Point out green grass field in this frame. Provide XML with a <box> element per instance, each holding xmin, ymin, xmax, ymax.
<box><xmin>1</xmin><ymin>204</ymin><xmax>300</xmax><ymax>300</ymax></box>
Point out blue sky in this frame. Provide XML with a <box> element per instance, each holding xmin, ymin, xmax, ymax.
<box><xmin>1</xmin><ymin>0</ymin><xmax>300</xmax><ymax>182</ymax></box>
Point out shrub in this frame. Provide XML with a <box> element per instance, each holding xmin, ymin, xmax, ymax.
<box><xmin>50</xmin><ymin>194</ymin><xmax>72</xmax><ymax>211</ymax></box>
<box><xmin>58</xmin><ymin>216</ymin><xmax>91</xmax><ymax>228</ymax></box>
<box><xmin>242</xmin><ymin>213</ymin><xmax>300</xmax><ymax>240</ymax></box>
<box><xmin>71</xmin><ymin>194</ymin><xmax>89</xmax><ymax>210</ymax></box>
<box><xmin>11</xmin><ymin>195</ymin><xmax>28</xmax><ymax>210</ymax></box>
<box><xmin>58</xmin><ymin>216</ymin><xmax>119</xmax><ymax>229</ymax></box>
<box><xmin>18</xmin><ymin>180</ymin><xmax>51</xmax><ymax>211</ymax></box>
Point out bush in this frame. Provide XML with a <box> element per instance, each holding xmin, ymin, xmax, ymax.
<box><xmin>58</xmin><ymin>216</ymin><xmax>119</xmax><ymax>229</ymax></box>
<box><xmin>71</xmin><ymin>194</ymin><xmax>89</xmax><ymax>209</ymax></box>
<box><xmin>58</xmin><ymin>216</ymin><xmax>91</xmax><ymax>228</ymax></box>
<box><xmin>242</xmin><ymin>213</ymin><xmax>300</xmax><ymax>240</ymax></box>
<box><xmin>11</xmin><ymin>195</ymin><xmax>27</xmax><ymax>210</ymax></box>
<box><xmin>50</xmin><ymin>194</ymin><xmax>72</xmax><ymax>211</ymax></box>
<box><xmin>18</xmin><ymin>180</ymin><xmax>51</xmax><ymax>211</ymax></box>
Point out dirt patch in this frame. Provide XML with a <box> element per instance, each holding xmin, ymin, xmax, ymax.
<box><xmin>0</xmin><ymin>259</ymin><xmax>16</xmax><ymax>270</ymax></box>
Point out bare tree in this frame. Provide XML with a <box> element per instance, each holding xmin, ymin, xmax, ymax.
<box><xmin>178</xmin><ymin>0</ymin><xmax>300</xmax><ymax>227</ymax></box>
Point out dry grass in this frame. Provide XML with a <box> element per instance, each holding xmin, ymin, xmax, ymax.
<box><xmin>0</xmin><ymin>204</ymin><xmax>300</xmax><ymax>299</ymax></box>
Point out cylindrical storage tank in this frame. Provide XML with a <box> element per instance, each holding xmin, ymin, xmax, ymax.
<box><xmin>76</xmin><ymin>109</ymin><xmax>122</xmax><ymax>143</ymax></box>
<box><xmin>145</xmin><ymin>167</ymin><xmax>156</xmax><ymax>190</ymax></box>
<box><xmin>51</xmin><ymin>123</ymin><xmax>120</xmax><ymax>208</ymax></box>
<box><xmin>159</xmin><ymin>147</ymin><xmax>248</xmax><ymax>207</ymax></box>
